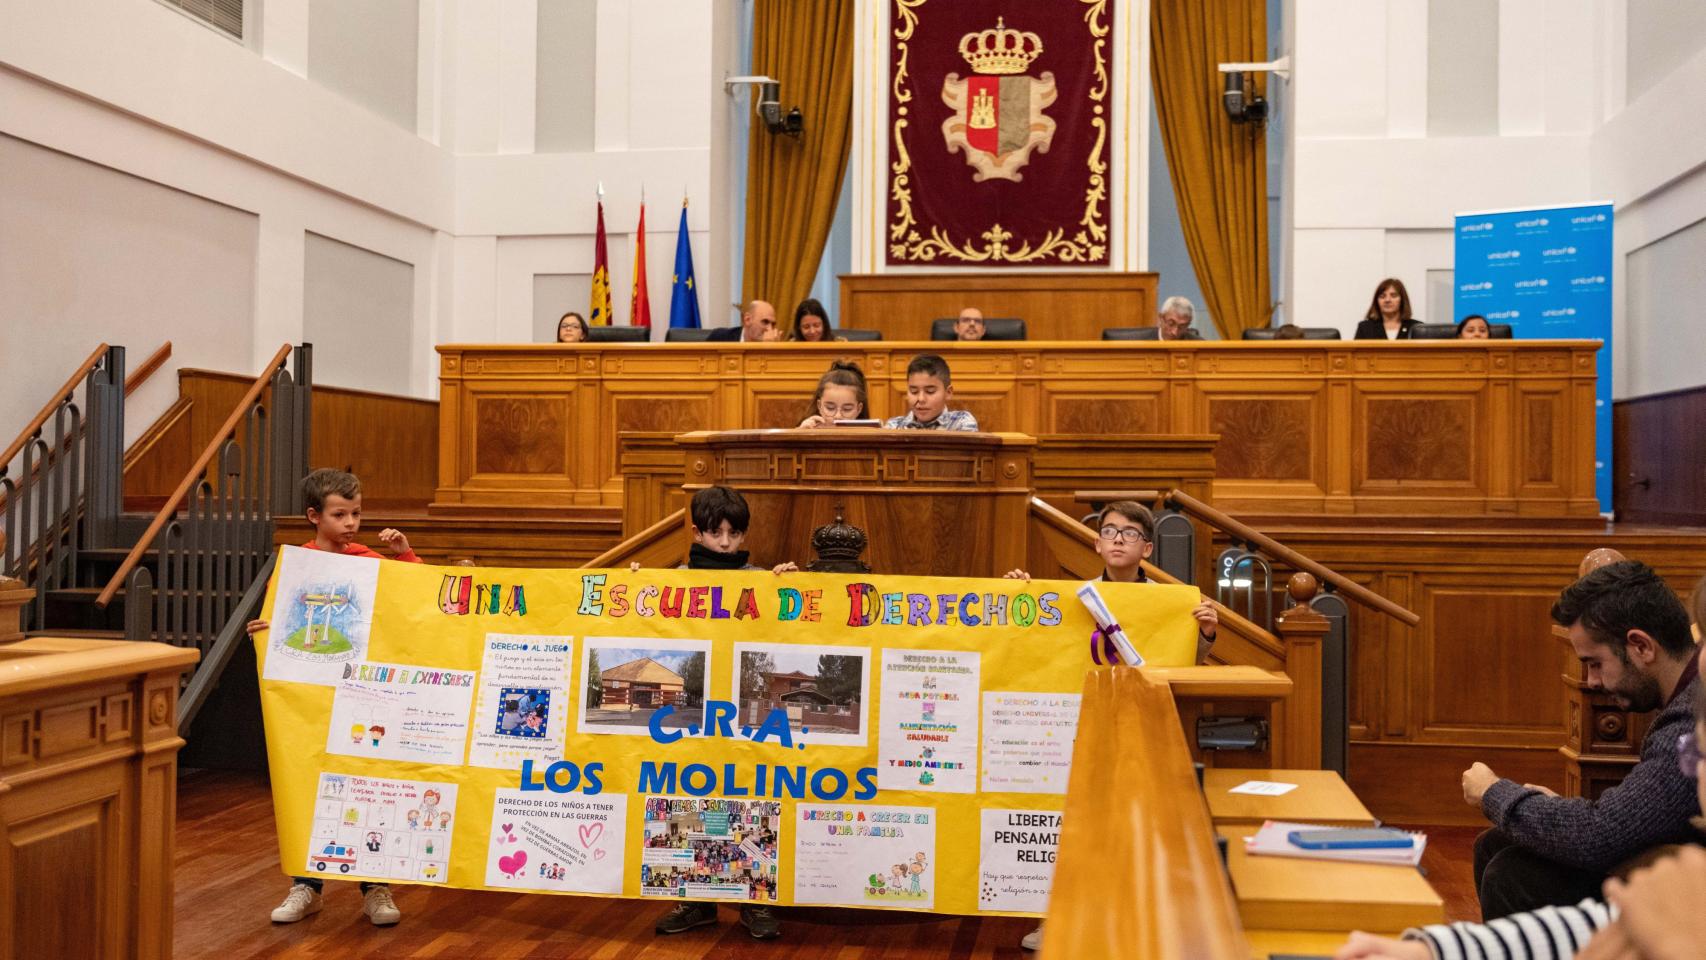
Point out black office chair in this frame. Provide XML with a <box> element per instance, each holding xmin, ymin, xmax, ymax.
<box><xmin>930</xmin><ymin>318</ymin><xmax>1027</xmax><ymax>341</ymax></box>
<box><xmin>836</xmin><ymin>328</ymin><xmax>883</xmax><ymax>341</ymax></box>
<box><xmin>664</xmin><ymin>328</ymin><xmax>719</xmax><ymax>342</ymax></box>
<box><xmin>585</xmin><ymin>326</ymin><xmax>651</xmax><ymax>343</ymax></box>
<box><xmin>1102</xmin><ymin>327</ymin><xmax>1160</xmax><ymax>340</ymax></box>
<box><xmin>1241</xmin><ymin>327</ymin><xmax>1343</xmax><ymax>340</ymax></box>
<box><xmin>1411</xmin><ymin>323</ymin><xmax>1514</xmax><ymax>340</ymax></box>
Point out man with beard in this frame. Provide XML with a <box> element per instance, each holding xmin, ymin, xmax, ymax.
<box><xmin>1461</xmin><ymin>560</ymin><xmax>1702</xmax><ymax>919</ymax></box>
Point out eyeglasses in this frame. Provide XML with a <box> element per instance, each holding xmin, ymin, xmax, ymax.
<box><xmin>818</xmin><ymin>400</ymin><xmax>863</xmax><ymax>418</ymax></box>
<box><xmin>1098</xmin><ymin>525</ymin><xmax>1148</xmax><ymax>544</ymax></box>
<box><xmin>1680</xmin><ymin>731</ymin><xmax>1703</xmax><ymax>779</ymax></box>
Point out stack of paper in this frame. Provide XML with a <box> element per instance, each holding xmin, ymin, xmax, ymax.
<box><xmin>1242</xmin><ymin>820</ymin><xmax>1426</xmax><ymax>867</ymax></box>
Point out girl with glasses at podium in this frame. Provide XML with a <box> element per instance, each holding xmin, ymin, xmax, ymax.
<box><xmin>797</xmin><ymin>360</ymin><xmax>870</xmax><ymax>428</ymax></box>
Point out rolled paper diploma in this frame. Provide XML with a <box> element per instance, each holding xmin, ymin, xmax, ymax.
<box><xmin>1075</xmin><ymin>582</ymin><xmax>1144</xmax><ymax>666</ymax></box>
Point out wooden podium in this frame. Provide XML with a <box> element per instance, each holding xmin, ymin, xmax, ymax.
<box><xmin>673</xmin><ymin>428</ymin><xmax>1036</xmax><ymax>577</ymax></box>
<box><xmin>0</xmin><ymin>638</ymin><xmax>198</xmax><ymax>960</ymax></box>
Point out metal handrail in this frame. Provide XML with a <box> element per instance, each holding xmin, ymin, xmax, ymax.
<box><xmin>95</xmin><ymin>343</ymin><xmax>292</xmax><ymax>608</ymax></box>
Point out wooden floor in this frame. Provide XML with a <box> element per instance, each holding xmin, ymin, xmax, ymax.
<box><xmin>174</xmin><ymin>770</ymin><xmax>1481</xmax><ymax>959</ymax></box>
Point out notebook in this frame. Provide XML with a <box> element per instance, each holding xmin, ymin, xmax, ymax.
<box><xmin>1242</xmin><ymin>820</ymin><xmax>1426</xmax><ymax>867</ymax></box>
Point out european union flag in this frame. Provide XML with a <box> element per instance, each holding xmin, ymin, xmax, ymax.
<box><xmin>668</xmin><ymin>201</ymin><xmax>701</xmax><ymax>329</ymax></box>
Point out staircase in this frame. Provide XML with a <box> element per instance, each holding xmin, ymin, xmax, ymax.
<box><xmin>2</xmin><ymin>342</ymin><xmax>312</xmax><ymax>768</ymax></box>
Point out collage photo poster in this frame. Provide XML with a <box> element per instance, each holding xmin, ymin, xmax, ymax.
<box><xmin>256</xmin><ymin>545</ymin><xmax>1200</xmax><ymax>916</ymax></box>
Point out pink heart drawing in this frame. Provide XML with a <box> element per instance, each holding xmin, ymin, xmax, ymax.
<box><xmin>498</xmin><ymin>850</ymin><xmax>527</xmax><ymax>877</ymax></box>
<box><xmin>593</xmin><ymin>848</ymin><xmax>607</xmax><ymax>861</ymax></box>
<box><xmin>501</xmin><ymin>822</ymin><xmax>516</xmax><ymax>843</ymax></box>
<box><xmin>578</xmin><ymin>822</ymin><xmax>604</xmax><ymax>848</ymax></box>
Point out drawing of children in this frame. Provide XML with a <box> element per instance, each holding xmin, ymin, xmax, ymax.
<box><xmin>921</xmin><ymin>701</ymin><xmax>936</xmax><ymax>721</ymax></box>
<box><xmin>369</xmin><ymin>724</ymin><xmax>385</xmax><ymax>747</ymax></box>
<box><xmin>420</xmin><ymin>789</ymin><xmax>441</xmax><ymax>822</ymax></box>
<box><xmin>365</xmin><ymin>832</ymin><xmax>383</xmax><ymax>853</ymax></box>
<box><xmin>350</xmin><ymin>723</ymin><xmax>365</xmax><ymax>744</ymax></box>
<box><xmin>909</xmin><ymin>853</ymin><xmax>926</xmax><ymax>893</ymax></box>
<box><xmin>437</xmin><ymin>812</ymin><xmax>451</xmax><ymax>831</ymax></box>
<box><xmin>406</xmin><ymin>810</ymin><xmax>420</xmax><ymax>830</ymax></box>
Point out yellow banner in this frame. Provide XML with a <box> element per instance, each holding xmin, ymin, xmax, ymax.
<box><xmin>256</xmin><ymin>546</ymin><xmax>1198</xmax><ymax>915</ymax></box>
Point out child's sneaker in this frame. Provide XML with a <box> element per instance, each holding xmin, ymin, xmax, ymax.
<box><xmin>739</xmin><ymin>904</ymin><xmax>781</xmax><ymax>940</ymax></box>
<box><xmin>363</xmin><ymin>885</ymin><xmax>401</xmax><ymax>926</ymax></box>
<box><xmin>1021</xmin><ymin>924</ymin><xmax>1044</xmax><ymax>951</ymax></box>
<box><xmin>655</xmin><ymin>901</ymin><xmax>718</xmax><ymax>934</ymax></box>
<box><xmin>269</xmin><ymin>883</ymin><xmax>322</xmax><ymax>923</ymax></box>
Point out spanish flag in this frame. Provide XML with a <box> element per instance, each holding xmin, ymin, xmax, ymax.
<box><xmin>630</xmin><ymin>201</ymin><xmax>652</xmax><ymax>327</ymax></box>
<box><xmin>590</xmin><ymin>199</ymin><xmax>612</xmax><ymax>326</ymax></box>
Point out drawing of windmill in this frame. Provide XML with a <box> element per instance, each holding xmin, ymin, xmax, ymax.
<box><xmin>300</xmin><ymin>588</ymin><xmax>353</xmax><ymax>651</ymax></box>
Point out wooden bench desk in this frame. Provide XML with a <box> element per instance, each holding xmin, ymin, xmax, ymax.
<box><xmin>1219</xmin><ymin>824</ymin><xmax>1444</xmax><ymax>932</ymax></box>
<box><xmin>1204</xmin><ymin>767</ymin><xmax>1375</xmax><ymax>827</ymax></box>
<box><xmin>1245</xmin><ymin>928</ymin><xmax>1369</xmax><ymax>959</ymax></box>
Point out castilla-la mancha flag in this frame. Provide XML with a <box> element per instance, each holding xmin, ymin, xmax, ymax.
<box><xmin>590</xmin><ymin>200</ymin><xmax>613</xmax><ymax>326</ymax></box>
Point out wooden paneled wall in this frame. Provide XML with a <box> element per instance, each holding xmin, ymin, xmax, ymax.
<box><xmin>124</xmin><ymin>369</ymin><xmax>438</xmax><ymax>511</ymax></box>
<box><xmin>838</xmin><ymin>271</ymin><xmax>1159</xmax><ymax>342</ymax></box>
<box><xmin>1614</xmin><ymin>385</ymin><xmax>1706</xmax><ymax>525</ymax></box>
<box><xmin>1241</xmin><ymin>525</ymin><xmax>1706</xmax><ymax>824</ymax></box>
<box><xmin>435</xmin><ymin>341</ymin><xmax>1603</xmax><ymax>519</ymax></box>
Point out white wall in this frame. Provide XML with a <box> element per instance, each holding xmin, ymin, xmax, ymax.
<box><xmin>0</xmin><ymin>134</ymin><xmax>257</xmax><ymax>445</ymax></box>
<box><xmin>1286</xmin><ymin>0</ymin><xmax>1596</xmax><ymax>337</ymax></box>
<box><xmin>0</xmin><ymin>0</ymin><xmax>730</xmax><ymax>448</ymax></box>
<box><xmin>303</xmin><ymin>233</ymin><xmax>417</xmax><ymax>395</ymax></box>
<box><xmin>1285</xmin><ymin>0</ymin><xmax>1706</xmax><ymax>400</ymax></box>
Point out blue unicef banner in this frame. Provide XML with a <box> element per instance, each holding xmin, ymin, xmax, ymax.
<box><xmin>1454</xmin><ymin>202</ymin><xmax>1614</xmax><ymax>513</ymax></box>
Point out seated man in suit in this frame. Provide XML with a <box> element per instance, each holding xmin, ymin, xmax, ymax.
<box><xmin>1157</xmin><ymin>296</ymin><xmax>1203</xmax><ymax>341</ymax></box>
<box><xmin>708</xmin><ymin>300</ymin><xmax>780</xmax><ymax>342</ymax></box>
<box><xmin>1461</xmin><ymin>561</ymin><xmax>1702</xmax><ymax>920</ymax></box>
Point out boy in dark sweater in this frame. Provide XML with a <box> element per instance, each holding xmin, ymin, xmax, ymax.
<box><xmin>653</xmin><ymin>485</ymin><xmax>792</xmax><ymax>940</ymax></box>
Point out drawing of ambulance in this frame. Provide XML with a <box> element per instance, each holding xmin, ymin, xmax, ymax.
<box><xmin>310</xmin><ymin>843</ymin><xmax>358</xmax><ymax>873</ymax></box>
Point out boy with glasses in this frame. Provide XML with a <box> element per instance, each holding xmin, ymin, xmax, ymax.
<box><xmin>1002</xmin><ymin>499</ymin><xmax>1217</xmax><ymax>953</ymax></box>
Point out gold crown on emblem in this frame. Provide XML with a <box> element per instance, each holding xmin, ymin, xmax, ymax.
<box><xmin>958</xmin><ymin>17</ymin><xmax>1043</xmax><ymax>76</ymax></box>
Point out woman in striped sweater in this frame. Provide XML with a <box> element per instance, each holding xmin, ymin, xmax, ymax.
<box><xmin>1338</xmin><ymin>575</ymin><xmax>1706</xmax><ymax>960</ymax></box>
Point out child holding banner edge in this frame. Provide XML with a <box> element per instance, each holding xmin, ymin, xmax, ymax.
<box><xmin>651</xmin><ymin>484</ymin><xmax>795</xmax><ymax>940</ymax></box>
<box><xmin>246</xmin><ymin>468</ymin><xmax>422</xmax><ymax>927</ymax></box>
<box><xmin>1003</xmin><ymin>499</ymin><xmax>1217</xmax><ymax>952</ymax></box>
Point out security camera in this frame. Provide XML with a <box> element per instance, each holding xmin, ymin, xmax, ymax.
<box><xmin>1217</xmin><ymin>56</ymin><xmax>1288</xmax><ymax>126</ymax></box>
<box><xmin>724</xmin><ymin>75</ymin><xmax>804</xmax><ymax>139</ymax></box>
<box><xmin>757</xmin><ymin>81</ymin><xmax>782</xmax><ymax>130</ymax></box>
<box><xmin>1222</xmin><ymin>71</ymin><xmax>1267</xmax><ymax>125</ymax></box>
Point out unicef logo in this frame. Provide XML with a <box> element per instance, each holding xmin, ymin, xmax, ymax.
<box><xmin>1487</xmin><ymin>250</ymin><xmax>1520</xmax><ymax>261</ymax></box>
<box><xmin>1541</xmin><ymin>308</ymin><xmax>1577</xmax><ymax>318</ymax></box>
<box><xmin>1461</xmin><ymin>222</ymin><xmax>1494</xmax><ymax>233</ymax></box>
<box><xmin>1459</xmin><ymin>281</ymin><xmax>1493</xmax><ymax>292</ymax></box>
<box><xmin>1514</xmin><ymin>218</ymin><xmax>1550</xmax><ymax>228</ymax></box>
<box><xmin>1488</xmin><ymin>310</ymin><xmax>1519</xmax><ymax>320</ymax></box>
<box><xmin>1542</xmin><ymin>246</ymin><xmax>1577</xmax><ymax>257</ymax></box>
<box><xmin>1570</xmin><ymin>275</ymin><xmax>1606</xmax><ymax>286</ymax></box>
<box><xmin>1570</xmin><ymin>213</ymin><xmax>1608</xmax><ymax>225</ymax></box>
<box><xmin>1514</xmin><ymin>279</ymin><xmax>1549</xmax><ymax>289</ymax></box>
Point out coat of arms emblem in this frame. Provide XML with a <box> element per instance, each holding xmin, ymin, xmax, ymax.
<box><xmin>941</xmin><ymin>18</ymin><xmax>1057</xmax><ymax>183</ymax></box>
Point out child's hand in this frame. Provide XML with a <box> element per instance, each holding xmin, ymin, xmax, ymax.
<box><xmin>629</xmin><ymin>561</ymin><xmax>642</xmax><ymax>572</ymax></box>
<box><xmin>377</xmin><ymin>528</ymin><xmax>412</xmax><ymax>556</ymax></box>
<box><xmin>798</xmin><ymin>415</ymin><xmax>830</xmax><ymax>429</ymax></box>
<box><xmin>1002</xmin><ymin>569</ymin><xmax>1031</xmax><ymax>581</ymax></box>
<box><xmin>246</xmin><ymin>619</ymin><xmax>269</xmax><ymax>635</ymax></box>
<box><xmin>1193</xmin><ymin>597</ymin><xmax>1218</xmax><ymax>638</ymax></box>
<box><xmin>772</xmin><ymin>562</ymin><xmax>799</xmax><ymax>575</ymax></box>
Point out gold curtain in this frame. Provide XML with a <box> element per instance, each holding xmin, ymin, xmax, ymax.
<box><xmin>1151</xmin><ymin>0</ymin><xmax>1271</xmax><ymax>339</ymax></box>
<box><xmin>741</xmin><ymin>0</ymin><xmax>854</xmax><ymax>317</ymax></box>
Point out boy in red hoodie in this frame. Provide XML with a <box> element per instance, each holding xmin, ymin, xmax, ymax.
<box><xmin>248</xmin><ymin>468</ymin><xmax>420</xmax><ymax>926</ymax></box>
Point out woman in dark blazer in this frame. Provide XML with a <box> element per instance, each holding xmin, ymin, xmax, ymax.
<box><xmin>1353</xmin><ymin>278</ymin><xmax>1421</xmax><ymax>340</ymax></box>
